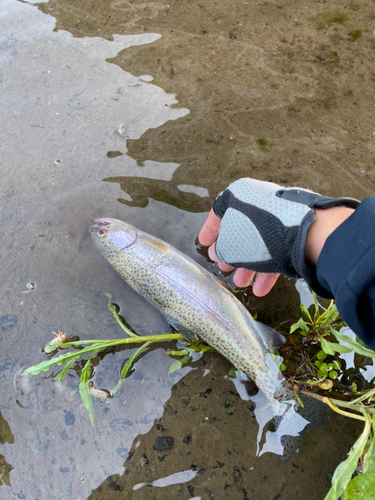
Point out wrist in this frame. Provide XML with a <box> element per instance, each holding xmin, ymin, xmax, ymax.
<box><xmin>305</xmin><ymin>207</ymin><xmax>355</xmax><ymax>265</ymax></box>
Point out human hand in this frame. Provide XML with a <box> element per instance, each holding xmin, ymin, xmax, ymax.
<box><xmin>199</xmin><ymin>209</ymin><xmax>280</xmax><ymax>296</ymax></box>
<box><xmin>199</xmin><ymin>178</ymin><xmax>359</xmax><ymax>298</ymax></box>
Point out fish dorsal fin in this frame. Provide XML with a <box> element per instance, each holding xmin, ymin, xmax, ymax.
<box><xmin>212</xmin><ymin>275</ymin><xmax>232</xmax><ymax>291</ymax></box>
<box><xmin>255</xmin><ymin>321</ymin><xmax>286</xmax><ymax>351</ymax></box>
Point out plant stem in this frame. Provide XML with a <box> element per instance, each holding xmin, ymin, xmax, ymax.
<box><xmin>350</xmin><ymin>387</ymin><xmax>375</xmax><ymax>405</ymax></box>
<box><xmin>301</xmin><ymin>390</ymin><xmax>375</xmax><ymax>416</ymax></box>
<box><xmin>51</xmin><ymin>334</ymin><xmax>184</xmax><ymax>349</ymax></box>
<box><xmin>322</xmin><ymin>397</ymin><xmax>366</xmax><ymax>422</ymax></box>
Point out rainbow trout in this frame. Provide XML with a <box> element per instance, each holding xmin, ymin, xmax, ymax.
<box><xmin>91</xmin><ymin>218</ymin><xmax>288</xmax><ymax>401</ymax></box>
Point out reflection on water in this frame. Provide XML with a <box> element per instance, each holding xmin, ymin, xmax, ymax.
<box><xmin>0</xmin><ymin>412</ymin><xmax>14</xmax><ymax>487</ymax></box>
<box><xmin>133</xmin><ymin>469</ymin><xmax>198</xmax><ymax>490</ymax></box>
<box><xmin>0</xmin><ymin>412</ymin><xmax>14</xmax><ymax>445</ymax></box>
<box><xmin>228</xmin><ymin>361</ymin><xmax>332</xmax><ymax>462</ymax></box>
<box><xmin>0</xmin><ymin>454</ymin><xmax>14</xmax><ymax>487</ymax></box>
<box><xmin>104</xmin><ymin>174</ymin><xmax>214</xmax><ymax>212</ymax></box>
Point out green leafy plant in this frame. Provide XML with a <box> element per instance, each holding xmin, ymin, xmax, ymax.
<box><xmin>167</xmin><ymin>343</ymin><xmax>215</xmax><ymax>374</ymax></box>
<box><xmin>289</xmin><ymin>293</ymin><xmax>375</xmax><ymax>499</ymax></box>
<box><xmin>290</xmin><ymin>294</ymin><xmax>344</xmax><ymax>337</ymax></box>
<box><xmin>22</xmin><ymin>293</ymin><xmax>188</xmax><ymax>426</ymax></box>
<box><xmin>21</xmin><ymin>293</ymin><xmax>216</xmax><ymax>426</ymax></box>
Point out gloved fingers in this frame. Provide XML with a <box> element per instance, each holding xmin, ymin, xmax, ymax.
<box><xmin>253</xmin><ymin>273</ymin><xmax>280</xmax><ymax>297</ymax></box>
<box><xmin>208</xmin><ymin>244</ymin><xmax>234</xmax><ymax>272</ymax></box>
<box><xmin>198</xmin><ymin>209</ymin><xmax>221</xmax><ymax>246</ymax></box>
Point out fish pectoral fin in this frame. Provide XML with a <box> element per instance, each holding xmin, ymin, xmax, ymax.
<box><xmin>164</xmin><ymin>315</ymin><xmax>198</xmax><ymax>343</ymax></box>
<box><xmin>255</xmin><ymin>321</ymin><xmax>286</xmax><ymax>351</ymax></box>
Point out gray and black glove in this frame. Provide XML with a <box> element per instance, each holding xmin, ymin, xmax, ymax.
<box><xmin>213</xmin><ymin>178</ymin><xmax>359</xmax><ymax>298</ymax></box>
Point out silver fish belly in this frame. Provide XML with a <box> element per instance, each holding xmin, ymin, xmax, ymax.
<box><xmin>91</xmin><ymin>218</ymin><xmax>286</xmax><ymax>400</ymax></box>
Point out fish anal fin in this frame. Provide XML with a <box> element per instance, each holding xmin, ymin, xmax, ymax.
<box><xmin>255</xmin><ymin>321</ymin><xmax>285</xmax><ymax>350</ymax></box>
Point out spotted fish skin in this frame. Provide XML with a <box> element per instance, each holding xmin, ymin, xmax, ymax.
<box><xmin>91</xmin><ymin>218</ymin><xmax>286</xmax><ymax>400</ymax></box>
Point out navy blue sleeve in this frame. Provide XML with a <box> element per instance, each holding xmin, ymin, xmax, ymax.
<box><xmin>316</xmin><ymin>197</ymin><xmax>375</xmax><ymax>349</ymax></box>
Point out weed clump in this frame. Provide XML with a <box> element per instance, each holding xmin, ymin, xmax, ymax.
<box><xmin>257</xmin><ymin>138</ymin><xmax>268</xmax><ymax>151</ymax></box>
<box><xmin>319</xmin><ymin>12</ymin><xmax>348</xmax><ymax>29</ymax></box>
<box><xmin>349</xmin><ymin>29</ymin><xmax>362</xmax><ymax>41</ymax></box>
<box><xmin>326</xmin><ymin>12</ymin><xmax>348</xmax><ymax>25</ymax></box>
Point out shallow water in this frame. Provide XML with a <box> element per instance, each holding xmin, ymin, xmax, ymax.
<box><xmin>0</xmin><ymin>0</ymin><xmax>371</xmax><ymax>498</ymax></box>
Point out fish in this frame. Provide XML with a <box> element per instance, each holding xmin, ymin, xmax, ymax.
<box><xmin>90</xmin><ymin>218</ymin><xmax>288</xmax><ymax>401</ymax></box>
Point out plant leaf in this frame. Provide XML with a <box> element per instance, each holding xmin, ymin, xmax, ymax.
<box><xmin>110</xmin><ymin>341</ymin><xmax>152</xmax><ymax>397</ymax></box>
<box><xmin>166</xmin><ymin>349</ymin><xmax>189</xmax><ymax>357</ymax></box>
<box><xmin>168</xmin><ymin>355</ymin><xmax>191</xmax><ymax>374</ymax></box>
<box><xmin>320</xmin><ymin>338</ymin><xmax>336</xmax><ymax>355</ymax></box>
<box><xmin>295</xmin><ymin>393</ymin><xmax>304</xmax><ymax>408</ymax></box>
<box><xmin>78</xmin><ymin>351</ymin><xmax>98</xmax><ymax>427</ymax></box>
<box><xmin>44</xmin><ymin>338</ymin><xmax>111</xmax><ymax>354</ymax></box>
<box><xmin>321</xmin><ymin>337</ymin><xmax>352</xmax><ymax>355</ymax></box>
<box><xmin>363</xmin><ymin>430</ymin><xmax>375</xmax><ymax>475</ymax></box>
<box><xmin>53</xmin><ymin>355</ymin><xmax>80</xmax><ymax>383</ymax></box>
<box><xmin>330</xmin><ymin>329</ymin><xmax>375</xmax><ymax>359</ymax></box>
<box><xmin>300</xmin><ymin>304</ymin><xmax>312</xmax><ymax>322</ymax></box>
<box><xmin>102</xmin><ymin>292</ymin><xmax>138</xmax><ymax>337</ymax></box>
<box><xmin>22</xmin><ymin>351</ymin><xmax>79</xmax><ymax>376</ymax></box>
<box><xmin>199</xmin><ymin>345</ymin><xmax>215</xmax><ymax>354</ymax></box>
<box><xmin>343</xmin><ymin>463</ymin><xmax>375</xmax><ymax>499</ymax></box>
<box><xmin>23</xmin><ymin>342</ymin><xmax>111</xmax><ymax>376</ymax></box>
<box><xmin>169</xmin><ymin>360</ymin><xmax>183</xmax><ymax>374</ymax></box>
<box><xmin>179</xmin><ymin>355</ymin><xmax>191</xmax><ymax>366</ymax></box>
<box><xmin>313</xmin><ymin>294</ymin><xmax>320</xmax><ymax>323</ymax></box>
<box><xmin>325</xmin><ymin>410</ymin><xmax>372</xmax><ymax>500</ymax></box>
<box><xmin>320</xmin><ymin>307</ymin><xmax>339</xmax><ymax>326</ymax></box>
<box><xmin>290</xmin><ymin>318</ymin><xmax>309</xmax><ymax>334</ymax></box>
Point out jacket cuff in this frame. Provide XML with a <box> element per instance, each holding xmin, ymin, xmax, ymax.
<box><xmin>316</xmin><ymin>198</ymin><xmax>375</xmax><ymax>341</ymax></box>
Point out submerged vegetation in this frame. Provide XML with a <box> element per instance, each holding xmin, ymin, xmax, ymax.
<box><xmin>22</xmin><ymin>291</ymin><xmax>375</xmax><ymax>499</ymax></box>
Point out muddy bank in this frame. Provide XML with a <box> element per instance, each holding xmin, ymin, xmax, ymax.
<box><xmin>38</xmin><ymin>0</ymin><xmax>375</xmax><ymax>211</ymax></box>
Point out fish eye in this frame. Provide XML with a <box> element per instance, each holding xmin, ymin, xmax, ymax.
<box><xmin>97</xmin><ymin>229</ymin><xmax>108</xmax><ymax>237</ymax></box>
